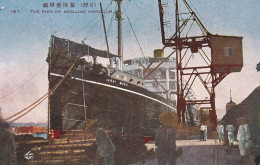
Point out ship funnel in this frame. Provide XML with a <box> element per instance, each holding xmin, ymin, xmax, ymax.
<box><xmin>154</xmin><ymin>49</ymin><xmax>164</xmax><ymax>58</ymax></box>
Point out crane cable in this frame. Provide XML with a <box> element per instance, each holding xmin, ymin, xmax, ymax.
<box><xmin>5</xmin><ymin>59</ymin><xmax>77</xmax><ymax>122</ymax></box>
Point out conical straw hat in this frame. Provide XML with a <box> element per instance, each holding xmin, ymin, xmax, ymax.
<box><xmin>237</xmin><ymin>117</ymin><xmax>246</xmax><ymax>124</ymax></box>
<box><xmin>159</xmin><ymin>112</ymin><xmax>178</xmax><ymax>127</ymax></box>
<box><xmin>238</xmin><ymin>117</ymin><xmax>246</xmax><ymax>121</ymax></box>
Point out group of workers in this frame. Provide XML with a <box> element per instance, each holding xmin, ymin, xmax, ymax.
<box><xmin>216</xmin><ymin>118</ymin><xmax>252</xmax><ymax>162</ymax></box>
<box><xmin>199</xmin><ymin>118</ymin><xmax>254</xmax><ymax>163</ymax></box>
<box><xmin>0</xmin><ymin>113</ymin><xmax>257</xmax><ymax>165</ymax></box>
<box><xmin>95</xmin><ymin>112</ymin><xmax>178</xmax><ymax>165</ymax></box>
<box><xmin>98</xmin><ymin>112</ymin><xmax>179</xmax><ymax>165</ymax></box>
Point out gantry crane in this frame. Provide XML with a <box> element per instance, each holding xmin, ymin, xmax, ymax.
<box><xmin>158</xmin><ymin>0</ymin><xmax>243</xmax><ymax>130</ymax></box>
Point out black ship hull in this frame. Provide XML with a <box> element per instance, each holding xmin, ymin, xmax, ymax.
<box><xmin>49</xmin><ymin>71</ymin><xmax>176</xmax><ymax>137</ymax></box>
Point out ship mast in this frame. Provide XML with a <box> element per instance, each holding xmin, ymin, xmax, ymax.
<box><xmin>116</xmin><ymin>0</ymin><xmax>123</xmax><ymax>70</ymax></box>
<box><xmin>100</xmin><ymin>2</ymin><xmax>111</xmax><ymax>66</ymax></box>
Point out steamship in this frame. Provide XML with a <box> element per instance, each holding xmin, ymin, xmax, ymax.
<box><xmin>48</xmin><ymin>35</ymin><xmax>178</xmax><ymax>137</ymax></box>
<box><xmin>47</xmin><ymin>1</ymin><xmax>178</xmax><ymax>137</ymax></box>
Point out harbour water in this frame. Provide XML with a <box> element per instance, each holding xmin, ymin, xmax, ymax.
<box><xmin>32</xmin><ymin>133</ymin><xmax>48</xmax><ymax>139</ymax></box>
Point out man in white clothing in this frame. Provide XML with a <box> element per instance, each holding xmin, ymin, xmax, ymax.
<box><xmin>203</xmin><ymin>125</ymin><xmax>207</xmax><ymax>141</ymax></box>
<box><xmin>226</xmin><ymin>123</ymin><xmax>235</xmax><ymax>153</ymax></box>
<box><xmin>200</xmin><ymin>124</ymin><xmax>205</xmax><ymax>141</ymax></box>
<box><xmin>216</xmin><ymin>122</ymin><xmax>224</xmax><ymax>145</ymax></box>
<box><xmin>237</xmin><ymin>118</ymin><xmax>251</xmax><ymax>162</ymax></box>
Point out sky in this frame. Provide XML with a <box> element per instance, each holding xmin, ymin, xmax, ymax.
<box><xmin>0</xmin><ymin>0</ymin><xmax>259</xmax><ymax>123</ymax></box>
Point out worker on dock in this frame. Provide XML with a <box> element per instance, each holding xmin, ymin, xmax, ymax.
<box><xmin>226</xmin><ymin>123</ymin><xmax>235</xmax><ymax>153</ymax></box>
<box><xmin>0</xmin><ymin>116</ymin><xmax>17</xmax><ymax>165</ymax></box>
<box><xmin>217</xmin><ymin>121</ymin><xmax>224</xmax><ymax>145</ymax></box>
<box><xmin>200</xmin><ymin>123</ymin><xmax>205</xmax><ymax>141</ymax></box>
<box><xmin>237</xmin><ymin>118</ymin><xmax>251</xmax><ymax>162</ymax></box>
<box><xmin>203</xmin><ymin>125</ymin><xmax>207</xmax><ymax>141</ymax></box>
<box><xmin>96</xmin><ymin>128</ymin><xmax>116</xmax><ymax>165</ymax></box>
<box><xmin>155</xmin><ymin>112</ymin><xmax>177</xmax><ymax>165</ymax></box>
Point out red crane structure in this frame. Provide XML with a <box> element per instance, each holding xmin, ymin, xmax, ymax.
<box><xmin>157</xmin><ymin>0</ymin><xmax>243</xmax><ymax>130</ymax></box>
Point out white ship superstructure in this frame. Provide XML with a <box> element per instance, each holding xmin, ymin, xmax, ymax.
<box><xmin>123</xmin><ymin>56</ymin><xmax>177</xmax><ymax>102</ymax></box>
